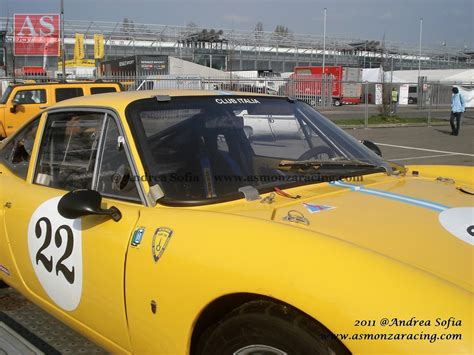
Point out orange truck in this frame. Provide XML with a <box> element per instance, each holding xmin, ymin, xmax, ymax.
<box><xmin>287</xmin><ymin>65</ymin><xmax>363</xmax><ymax>106</ymax></box>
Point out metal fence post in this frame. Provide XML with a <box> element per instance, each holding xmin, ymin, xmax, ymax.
<box><xmin>321</xmin><ymin>75</ymin><xmax>326</xmax><ymax>109</ymax></box>
<box><xmin>364</xmin><ymin>81</ymin><xmax>369</xmax><ymax>128</ymax></box>
<box><xmin>428</xmin><ymin>86</ymin><xmax>432</xmax><ymax>126</ymax></box>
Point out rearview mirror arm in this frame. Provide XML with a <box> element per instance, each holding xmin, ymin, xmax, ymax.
<box><xmin>98</xmin><ymin>206</ymin><xmax>122</xmax><ymax>222</ymax></box>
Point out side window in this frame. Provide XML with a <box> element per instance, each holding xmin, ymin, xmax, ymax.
<box><xmin>0</xmin><ymin>117</ymin><xmax>39</xmax><ymax>179</ymax></box>
<box><xmin>90</xmin><ymin>87</ymin><xmax>117</xmax><ymax>95</ymax></box>
<box><xmin>34</xmin><ymin>112</ymin><xmax>104</xmax><ymax>190</ymax></box>
<box><xmin>96</xmin><ymin>117</ymin><xmax>141</xmax><ymax>202</ymax></box>
<box><xmin>55</xmin><ymin>88</ymin><xmax>84</xmax><ymax>102</ymax></box>
<box><xmin>13</xmin><ymin>89</ymin><xmax>46</xmax><ymax>104</ymax></box>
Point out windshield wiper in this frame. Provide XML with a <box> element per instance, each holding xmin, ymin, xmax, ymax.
<box><xmin>278</xmin><ymin>159</ymin><xmax>378</xmax><ymax>171</ymax></box>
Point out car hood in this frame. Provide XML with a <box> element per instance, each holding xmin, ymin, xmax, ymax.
<box><xmin>210</xmin><ymin>166</ymin><xmax>474</xmax><ymax>292</ymax></box>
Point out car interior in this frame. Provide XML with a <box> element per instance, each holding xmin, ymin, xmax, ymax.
<box><xmin>147</xmin><ymin>111</ymin><xmax>255</xmax><ymax>199</ymax></box>
<box><xmin>35</xmin><ymin>113</ymin><xmax>102</xmax><ymax>190</ymax></box>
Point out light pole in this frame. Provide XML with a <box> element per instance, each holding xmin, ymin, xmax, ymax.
<box><xmin>61</xmin><ymin>0</ymin><xmax>65</xmax><ymax>78</ymax></box>
<box><xmin>418</xmin><ymin>17</ymin><xmax>422</xmax><ymax>79</ymax></box>
<box><xmin>363</xmin><ymin>40</ymin><xmax>367</xmax><ymax>68</ymax></box>
<box><xmin>322</xmin><ymin>7</ymin><xmax>327</xmax><ymax>73</ymax></box>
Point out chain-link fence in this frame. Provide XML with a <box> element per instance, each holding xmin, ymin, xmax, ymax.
<box><xmin>1</xmin><ymin>73</ymin><xmax>472</xmax><ymax>128</ymax></box>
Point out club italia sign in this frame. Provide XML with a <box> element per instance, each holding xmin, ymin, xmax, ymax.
<box><xmin>14</xmin><ymin>14</ymin><xmax>60</xmax><ymax>56</ymax></box>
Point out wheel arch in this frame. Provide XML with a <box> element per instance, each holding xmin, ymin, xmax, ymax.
<box><xmin>189</xmin><ymin>292</ymin><xmax>348</xmax><ymax>355</ymax></box>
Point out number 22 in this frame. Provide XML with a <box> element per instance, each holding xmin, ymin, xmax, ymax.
<box><xmin>35</xmin><ymin>217</ymin><xmax>75</xmax><ymax>284</ymax></box>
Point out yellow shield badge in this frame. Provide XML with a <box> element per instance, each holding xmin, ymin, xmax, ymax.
<box><xmin>152</xmin><ymin>227</ymin><xmax>173</xmax><ymax>263</ymax></box>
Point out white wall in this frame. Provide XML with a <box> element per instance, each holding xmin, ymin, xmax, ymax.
<box><xmin>362</xmin><ymin>68</ymin><xmax>474</xmax><ymax>84</ymax></box>
<box><xmin>168</xmin><ymin>57</ymin><xmax>230</xmax><ymax>78</ymax></box>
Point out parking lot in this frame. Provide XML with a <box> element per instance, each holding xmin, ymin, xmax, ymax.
<box><xmin>347</xmin><ymin>124</ymin><xmax>474</xmax><ymax>166</ymax></box>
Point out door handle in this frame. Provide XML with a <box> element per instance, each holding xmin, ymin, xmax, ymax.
<box><xmin>39</xmin><ymin>106</ymin><xmax>48</xmax><ymax>109</ymax></box>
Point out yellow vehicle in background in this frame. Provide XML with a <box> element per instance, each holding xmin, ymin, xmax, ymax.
<box><xmin>0</xmin><ymin>90</ymin><xmax>472</xmax><ymax>354</ymax></box>
<box><xmin>0</xmin><ymin>81</ymin><xmax>122</xmax><ymax>139</ymax></box>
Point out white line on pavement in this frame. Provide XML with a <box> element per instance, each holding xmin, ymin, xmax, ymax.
<box><xmin>390</xmin><ymin>153</ymin><xmax>458</xmax><ymax>161</ymax></box>
<box><xmin>374</xmin><ymin>143</ymin><xmax>474</xmax><ymax>157</ymax></box>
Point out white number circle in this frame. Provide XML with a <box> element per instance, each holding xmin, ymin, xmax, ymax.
<box><xmin>439</xmin><ymin>207</ymin><xmax>474</xmax><ymax>246</ymax></box>
<box><xmin>28</xmin><ymin>197</ymin><xmax>83</xmax><ymax>311</ymax></box>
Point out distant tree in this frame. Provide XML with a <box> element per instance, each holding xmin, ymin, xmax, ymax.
<box><xmin>272</xmin><ymin>25</ymin><xmax>291</xmax><ymax>42</ymax></box>
<box><xmin>186</xmin><ymin>21</ymin><xmax>198</xmax><ymax>29</ymax></box>
<box><xmin>254</xmin><ymin>21</ymin><xmax>264</xmax><ymax>42</ymax></box>
<box><xmin>121</xmin><ymin>17</ymin><xmax>129</xmax><ymax>32</ymax></box>
<box><xmin>121</xmin><ymin>17</ymin><xmax>135</xmax><ymax>37</ymax></box>
<box><xmin>182</xmin><ymin>21</ymin><xmax>198</xmax><ymax>39</ymax></box>
<box><xmin>274</xmin><ymin>25</ymin><xmax>290</xmax><ymax>36</ymax></box>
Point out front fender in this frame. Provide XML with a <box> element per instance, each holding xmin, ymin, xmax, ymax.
<box><xmin>125</xmin><ymin>207</ymin><xmax>472</xmax><ymax>354</ymax></box>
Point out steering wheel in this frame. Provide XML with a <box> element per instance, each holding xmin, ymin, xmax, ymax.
<box><xmin>298</xmin><ymin>146</ymin><xmax>337</xmax><ymax>161</ymax></box>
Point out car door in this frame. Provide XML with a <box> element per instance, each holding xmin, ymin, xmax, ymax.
<box><xmin>5</xmin><ymin>88</ymin><xmax>48</xmax><ymax>136</ymax></box>
<box><xmin>0</xmin><ymin>115</ymin><xmax>40</xmax><ymax>285</ymax></box>
<box><xmin>2</xmin><ymin>109</ymin><xmax>145</xmax><ymax>352</ymax></box>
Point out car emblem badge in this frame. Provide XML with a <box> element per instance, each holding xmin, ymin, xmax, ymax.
<box><xmin>131</xmin><ymin>227</ymin><xmax>146</xmax><ymax>248</ymax></box>
<box><xmin>152</xmin><ymin>227</ymin><xmax>173</xmax><ymax>262</ymax></box>
<box><xmin>303</xmin><ymin>203</ymin><xmax>335</xmax><ymax>213</ymax></box>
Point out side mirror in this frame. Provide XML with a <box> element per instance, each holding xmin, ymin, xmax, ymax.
<box><xmin>10</xmin><ymin>104</ymin><xmax>18</xmax><ymax>113</ymax></box>
<box><xmin>360</xmin><ymin>140</ymin><xmax>382</xmax><ymax>157</ymax></box>
<box><xmin>58</xmin><ymin>189</ymin><xmax>122</xmax><ymax>222</ymax></box>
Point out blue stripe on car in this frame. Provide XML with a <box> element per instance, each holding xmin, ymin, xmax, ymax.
<box><xmin>329</xmin><ymin>181</ymin><xmax>449</xmax><ymax>212</ymax></box>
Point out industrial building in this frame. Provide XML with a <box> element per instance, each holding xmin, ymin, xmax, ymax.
<box><xmin>1</xmin><ymin>17</ymin><xmax>473</xmax><ymax>77</ymax></box>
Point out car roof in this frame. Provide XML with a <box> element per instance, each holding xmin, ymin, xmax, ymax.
<box><xmin>50</xmin><ymin>90</ymin><xmax>271</xmax><ymax>110</ymax></box>
<box><xmin>8</xmin><ymin>81</ymin><xmax>121</xmax><ymax>88</ymax></box>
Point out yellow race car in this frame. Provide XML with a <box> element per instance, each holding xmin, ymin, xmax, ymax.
<box><xmin>0</xmin><ymin>91</ymin><xmax>472</xmax><ymax>354</ymax></box>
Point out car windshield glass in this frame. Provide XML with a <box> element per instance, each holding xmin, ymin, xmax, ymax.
<box><xmin>0</xmin><ymin>86</ymin><xmax>13</xmax><ymax>104</ymax></box>
<box><xmin>126</xmin><ymin>96</ymin><xmax>389</xmax><ymax>204</ymax></box>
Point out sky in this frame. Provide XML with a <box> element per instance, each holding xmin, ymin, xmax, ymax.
<box><xmin>1</xmin><ymin>0</ymin><xmax>473</xmax><ymax>49</ymax></box>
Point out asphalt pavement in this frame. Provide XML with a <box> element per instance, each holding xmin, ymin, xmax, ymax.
<box><xmin>346</xmin><ymin>124</ymin><xmax>474</xmax><ymax>166</ymax></box>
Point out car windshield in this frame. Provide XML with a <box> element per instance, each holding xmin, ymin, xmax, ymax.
<box><xmin>126</xmin><ymin>95</ymin><xmax>389</xmax><ymax>204</ymax></box>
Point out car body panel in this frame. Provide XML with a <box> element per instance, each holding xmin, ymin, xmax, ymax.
<box><xmin>2</xmin><ymin>169</ymin><xmax>138</xmax><ymax>352</ymax></box>
<box><xmin>124</xmin><ymin>199</ymin><xmax>472</xmax><ymax>354</ymax></box>
<box><xmin>205</xmin><ymin>170</ymin><xmax>473</xmax><ymax>292</ymax></box>
<box><xmin>0</xmin><ymin>171</ymin><xmax>132</xmax><ymax>353</ymax></box>
<box><xmin>0</xmin><ymin>90</ymin><xmax>472</xmax><ymax>354</ymax></box>
<box><xmin>0</xmin><ymin>98</ymin><xmax>45</xmax><ymax>138</ymax></box>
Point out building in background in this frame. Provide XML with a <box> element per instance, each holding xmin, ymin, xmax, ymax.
<box><xmin>0</xmin><ymin>16</ymin><xmax>472</xmax><ymax>78</ymax></box>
